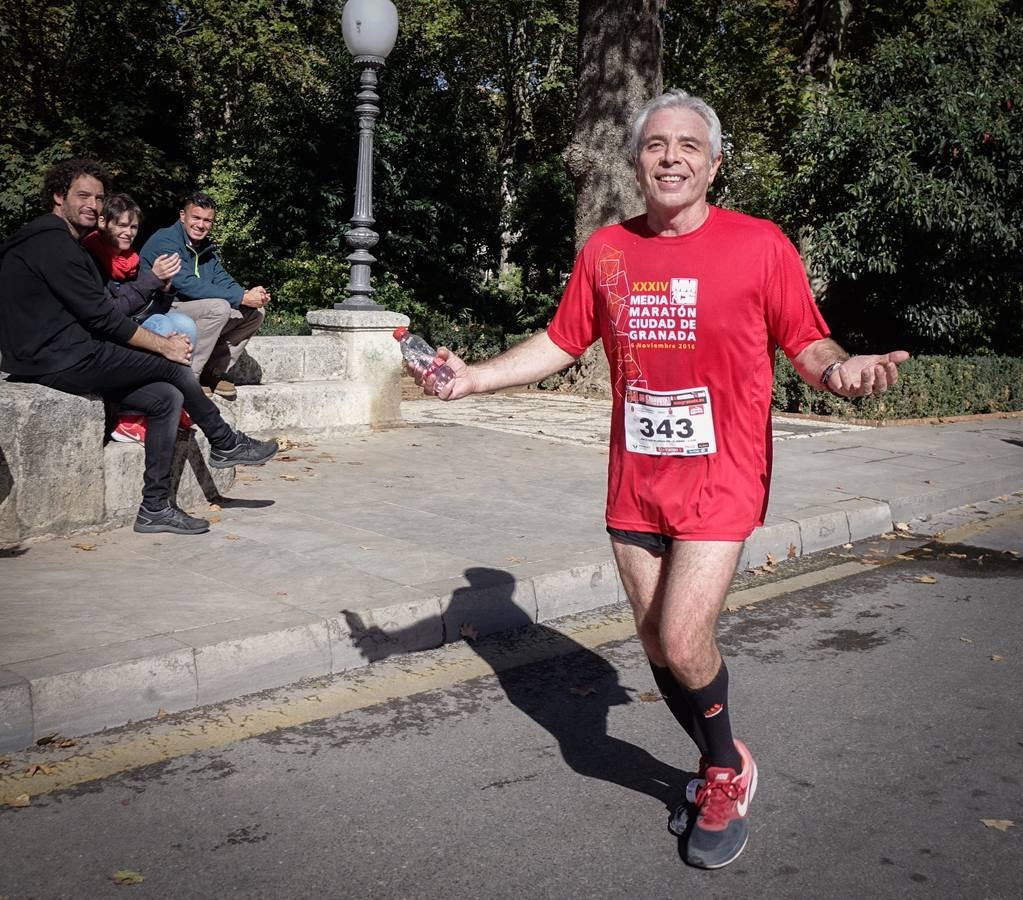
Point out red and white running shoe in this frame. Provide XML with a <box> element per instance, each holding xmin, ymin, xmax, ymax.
<box><xmin>110</xmin><ymin>414</ymin><xmax>147</xmax><ymax>444</ymax></box>
<box><xmin>684</xmin><ymin>739</ymin><xmax>758</xmax><ymax>869</ymax></box>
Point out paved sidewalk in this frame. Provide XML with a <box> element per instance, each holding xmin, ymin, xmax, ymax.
<box><xmin>1</xmin><ymin>393</ymin><xmax>1021</xmax><ymax>752</ymax></box>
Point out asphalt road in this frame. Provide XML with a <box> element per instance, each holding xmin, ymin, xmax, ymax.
<box><xmin>1</xmin><ymin>512</ymin><xmax>1020</xmax><ymax>900</ymax></box>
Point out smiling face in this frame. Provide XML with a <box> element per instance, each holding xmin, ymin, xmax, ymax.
<box><xmin>52</xmin><ymin>175</ymin><xmax>105</xmax><ymax>236</ymax></box>
<box><xmin>98</xmin><ymin>211</ymin><xmax>140</xmax><ymax>252</ymax></box>
<box><xmin>636</xmin><ymin>106</ymin><xmax>722</xmax><ymax>232</ymax></box>
<box><xmin>179</xmin><ymin>203</ymin><xmax>216</xmax><ymax>243</ymax></box>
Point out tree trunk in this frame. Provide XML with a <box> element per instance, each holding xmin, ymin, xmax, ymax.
<box><xmin>565</xmin><ymin>0</ymin><xmax>665</xmax><ymax>252</ymax></box>
<box><xmin>799</xmin><ymin>0</ymin><xmax>853</xmax><ymax>87</ymax></box>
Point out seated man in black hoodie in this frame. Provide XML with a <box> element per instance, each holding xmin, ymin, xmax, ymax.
<box><xmin>0</xmin><ymin>158</ymin><xmax>279</xmax><ymax>535</ymax></box>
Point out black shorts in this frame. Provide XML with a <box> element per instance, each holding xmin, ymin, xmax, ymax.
<box><xmin>606</xmin><ymin>526</ymin><xmax>673</xmax><ymax>555</ymax></box>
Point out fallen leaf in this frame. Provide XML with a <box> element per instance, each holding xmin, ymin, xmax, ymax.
<box><xmin>842</xmin><ymin>543</ymin><xmax>854</xmax><ymax>550</ymax></box>
<box><xmin>459</xmin><ymin>623</ymin><xmax>478</xmax><ymax>641</ymax></box>
<box><xmin>71</xmin><ymin>542</ymin><xmax>97</xmax><ymax>551</ymax></box>
<box><xmin>914</xmin><ymin>575</ymin><xmax>938</xmax><ymax>583</ymax></box>
<box><xmin>35</xmin><ymin>732</ymin><xmax>59</xmax><ymax>747</ymax></box>
<box><xmin>991</xmin><ymin>655</ymin><xmax>1004</xmax><ymax>662</ymax></box>
<box><xmin>766</xmin><ymin>553</ymin><xmax>778</xmax><ymax>566</ymax></box>
<box><xmin>569</xmin><ymin>684</ymin><xmax>598</xmax><ymax>697</ymax></box>
<box><xmin>880</xmin><ymin>533</ymin><xmax>897</xmax><ymax>541</ymax></box>
<box><xmin>155</xmin><ymin>708</ymin><xmax>168</xmax><ymax>719</ymax></box>
<box><xmin>24</xmin><ymin>763</ymin><xmax>54</xmax><ymax>776</ymax></box>
<box><xmin>787</xmin><ymin>543</ymin><xmax>797</xmax><ymax>559</ymax></box>
<box><xmin>55</xmin><ymin>738</ymin><xmax>75</xmax><ymax>749</ymax></box>
<box><xmin>894</xmin><ymin>553</ymin><xmax>914</xmax><ymax>560</ymax></box>
<box><xmin>208</xmin><ymin>503</ymin><xmax>221</xmax><ymax>512</ymax></box>
<box><xmin>960</xmin><ymin>636</ymin><xmax>974</xmax><ymax>643</ymax></box>
<box><xmin>7</xmin><ymin>794</ymin><xmax>30</xmax><ymax>808</ymax></box>
<box><xmin>279</xmin><ymin>474</ymin><xmax>299</xmax><ymax>482</ymax></box>
<box><xmin>505</xmin><ymin>555</ymin><xmax>523</xmax><ymax>563</ymax></box>
<box><xmin>980</xmin><ymin>819</ymin><xmax>1015</xmax><ymax>832</ymax></box>
<box><xmin>996</xmin><ymin>495</ymin><xmax>1009</xmax><ymax>502</ymax></box>
<box><xmin>277</xmin><ymin>455</ymin><xmax>299</xmax><ymax>462</ymax></box>
<box><xmin>894</xmin><ymin>522</ymin><xmax>911</xmax><ymax>532</ymax></box>
<box><xmin>111</xmin><ymin>869</ymin><xmax>145</xmax><ymax>885</ymax></box>
<box><xmin>947</xmin><ymin>552</ymin><xmax>968</xmax><ymax>559</ymax></box>
<box><xmin>208</xmin><ymin>515</ymin><xmax>221</xmax><ymax>524</ymax></box>
<box><xmin>224</xmin><ymin>534</ymin><xmax>241</xmax><ymax>541</ymax></box>
<box><xmin>638</xmin><ymin>692</ymin><xmax>662</xmax><ymax>702</ymax></box>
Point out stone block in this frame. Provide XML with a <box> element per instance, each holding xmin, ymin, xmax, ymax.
<box><xmin>103</xmin><ymin>430</ymin><xmax>235</xmax><ymax>524</ymax></box>
<box><xmin>8</xmin><ymin>639</ymin><xmax>199</xmax><ymax>738</ymax></box>
<box><xmin>842</xmin><ymin>498</ymin><xmax>894</xmax><ymax>542</ymax></box>
<box><xmin>742</xmin><ymin>517</ymin><xmax>802</xmax><ymax>570</ymax></box>
<box><xmin>534</xmin><ymin>561</ymin><xmax>620</xmax><ymax>623</ymax></box>
<box><xmin>190</xmin><ymin>613</ymin><xmax>333</xmax><ymax>706</ymax></box>
<box><xmin>0</xmin><ymin>381</ymin><xmax>106</xmax><ymax>544</ymax></box>
<box><xmin>797</xmin><ymin>507</ymin><xmax>852</xmax><ymax>555</ymax></box>
<box><xmin>228</xmin><ymin>336</ymin><xmax>348</xmax><ymax>385</ymax></box>
<box><xmin>227</xmin><ymin>381</ymin><xmax>400</xmax><ymax>435</ymax></box>
<box><xmin>0</xmin><ymin>669</ymin><xmax>34</xmax><ymax>753</ymax></box>
<box><xmin>439</xmin><ymin>569</ymin><xmax>537</xmax><ymax>641</ymax></box>
<box><xmin>332</xmin><ymin>598</ymin><xmax>445</xmax><ymax>665</ymax></box>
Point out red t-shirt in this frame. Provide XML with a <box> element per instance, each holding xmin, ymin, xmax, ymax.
<box><xmin>547</xmin><ymin>206</ymin><xmax>829</xmax><ymax>540</ymax></box>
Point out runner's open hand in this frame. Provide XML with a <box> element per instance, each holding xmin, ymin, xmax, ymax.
<box><xmin>828</xmin><ymin>351</ymin><xmax>910</xmax><ymax>397</ymax></box>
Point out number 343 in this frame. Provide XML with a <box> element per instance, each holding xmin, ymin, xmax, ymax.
<box><xmin>638</xmin><ymin>417</ymin><xmax>694</xmax><ymax>439</ymax></box>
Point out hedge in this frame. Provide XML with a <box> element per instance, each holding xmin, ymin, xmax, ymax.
<box><xmin>772</xmin><ymin>354</ymin><xmax>1023</xmax><ymax>419</ymax></box>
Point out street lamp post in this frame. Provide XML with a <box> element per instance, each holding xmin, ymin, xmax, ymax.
<box><xmin>335</xmin><ymin>0</ymin><xmax>399</xmax><ymax>310</ymax></box>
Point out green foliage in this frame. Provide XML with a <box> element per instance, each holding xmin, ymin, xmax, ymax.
<box><xmin>773</xmin><ymin>353</ymin><xmax>1023</xmax><ymax>418</ymax></box>
<box><xmin>790</xmin><ymin>0</ymin><xmax>1023</xmax><ymax>354</ymax></box>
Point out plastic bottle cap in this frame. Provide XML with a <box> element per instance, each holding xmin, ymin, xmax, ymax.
<box><xmin>392</xmin><ymin>326</ymin><xmax>408</xmax><ymax>340</ymax></box>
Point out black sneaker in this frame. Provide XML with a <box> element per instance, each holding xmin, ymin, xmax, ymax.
<box><xmin>209</xmin><ymin>431</ymin><xmax>279</xmax><ymax>469</ymax></box>
<box><xmin>134</xmin><ymin>504</ymin><xmax>209</xmax><ymax>535</ymax></box>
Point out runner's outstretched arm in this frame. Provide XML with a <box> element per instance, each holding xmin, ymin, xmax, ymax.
<box><xmin>434</xmin><ymin>330</ymin><xmax>578</xmax><ymax>401</ymax></box>
<box><xmin>793</xmin><ymin>338</ymin><xmax>910</xmax><ymax>398</ymax></box>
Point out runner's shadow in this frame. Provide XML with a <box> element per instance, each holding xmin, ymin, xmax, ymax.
<box><xmin>343</xmin><ymin>566</ymin><xmax>689</xmax><ymax>811</ymax></box>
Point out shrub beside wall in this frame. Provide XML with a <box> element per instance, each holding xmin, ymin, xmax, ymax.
<box><xmin>773</xmin><ymin>354</ymin><xmax>1023</xmax><ymax>419</ymax></box>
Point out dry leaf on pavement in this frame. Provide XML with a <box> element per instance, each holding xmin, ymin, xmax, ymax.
<box><xmin>224</xmin><ymin>534</ymin><xmax>241</xmax><ymax>541</ymax></box>
<box><xmin>842</xmin><ymin>543</ymin><xmax>853</xmax><ymax>549</ymax></box>
<box><xmin>56</xmin><ymin>738</ymin><xmax>75</xmax><ymax>749</ymax></box>
<box><xmin>208</xmin><ymin>503</ymin><xmax>221</xmax><ymax>512</ymax></box>
<box><xmin>638</xmin><ymin>692</ymin><xmax>662</xmax><ymax>702</ymax></box>
<box><xmin>787</xmin><ymin>543</ymin><xmax>797</xmax><ymax>559</ymax></box>
<box><xmin>459</xmin><ymin>623</ymin><xmax>478</xmax><ymax>641</ymax></box>
<box><xmin>991</xmin><ymin>655</ymin><xmax>1004</xmax><ymax>662</ymax></box>
<box><xmin>894</xmin><ymin>522</ymin><xmax>911</xmax><ymax>532</ymax></box>
<box><xmin>279</xmin><ymin>474</ymin><xmax>299</xmax><ymax>482</ymax></box>
<box><xmin>960</xmin><ymin>637</ymin><xmax>974</xmax><ymax>644</ymax></box>
<box><xmin>914</xmin><ymin>575</ymin><xmax>938</xmax><ymax>583</ymax></box>
<box><xmin>980</xmin><ymin>819</ymin><xmax>1015</xmax><ymax>832</ymax></box>
<box><xmin>155</xmin><ymin>708</ymin><xmax>168</xmax><ymax>719</ymax></box>
<box><xmin>24</xmin><ymin>763</ymin><xmax>55</xmax><ymax>776</ymax></box>
<box><xmin>111</xmin><ymin>870</ymin><xmax>145</xmax><ymax>885</ymax></box>
<box><xmin>71</xmin><ymin>542</ymin><xmax>97</xmax><ymax>551</ymax></box>
<box><xmin>7</xmin><ymin>794</ymin><xmax>30</xmax><ymax>808</ymax></box>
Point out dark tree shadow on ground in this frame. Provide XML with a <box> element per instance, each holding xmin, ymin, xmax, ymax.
<box><xmin>343</xmin><ymin>566</ymin><xmax>691</xmax><ymax>811</ymax></box>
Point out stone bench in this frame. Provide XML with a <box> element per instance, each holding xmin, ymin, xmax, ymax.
<box><xmin>0</xmin><ymin>381</ymin><xmax>234</xmax><ymax>546</ymax></box>
<box><xmin>0</xmin><ymin>309</ymin><xmax>409</xmax><ymax>545</ymax></box>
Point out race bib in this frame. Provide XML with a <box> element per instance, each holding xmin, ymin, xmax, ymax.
<box><xmin>624</xmin><ymin>386</ymin><xmax>716</xmax><ymax>456</ymax></box>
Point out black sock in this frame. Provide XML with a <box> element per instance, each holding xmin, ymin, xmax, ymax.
<box><xmin>648</xmin><ymin>660</ymin><xmax>708</xmax><ymax>756</ymax></box>
<box><xmin>685</xmin><ymin>661</ymin><xmax>741</xmax><ymax>771</ymax></box>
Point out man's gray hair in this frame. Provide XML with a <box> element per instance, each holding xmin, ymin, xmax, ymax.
<box><xmin>629</xmin><ymin>89</ymin><xmax>723</xmax><ymax>164</ymax></box>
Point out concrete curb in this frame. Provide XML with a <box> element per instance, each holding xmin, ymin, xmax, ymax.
<box><xmin>5</xmin><ymin>483</ymin><xmax>1016</xmax><ymax>753</ymax></box>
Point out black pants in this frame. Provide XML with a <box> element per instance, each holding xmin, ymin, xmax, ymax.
<box><xmin>28</xmin><ymin>344</ymin><xmax>235</xmax><ymax>509</ymax></box>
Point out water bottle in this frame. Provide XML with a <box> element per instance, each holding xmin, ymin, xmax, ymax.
<box><xmin>392</xmin><ymin>326</ymin><xmax>455</xmax><ymax>391</ymax></box>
